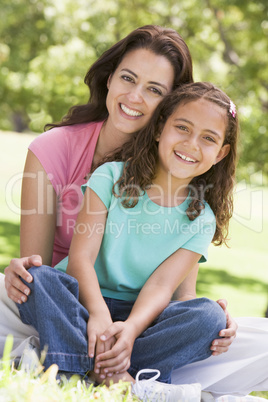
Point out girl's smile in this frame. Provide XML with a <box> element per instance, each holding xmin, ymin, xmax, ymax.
<box><xmin>174</xmin><ymin>150</ymin><xmax>198</xmax><ymax>164</ymax></box>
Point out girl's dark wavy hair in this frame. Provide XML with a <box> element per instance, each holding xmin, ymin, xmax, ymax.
<box><xmin>45</xmin><ymin>25</ymin><xmax>193</xmax><ymax>129</ymax></box>
<box><xmin>99</xmin><ymin>82</ymin><xmax>239</xmax><ymax>246</ymax></box>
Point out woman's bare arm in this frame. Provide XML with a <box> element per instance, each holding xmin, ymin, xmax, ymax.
<box><xmin>4</xmin><ymin>150</ymin><xmax>56</xmax><ymax>303</ymax></box>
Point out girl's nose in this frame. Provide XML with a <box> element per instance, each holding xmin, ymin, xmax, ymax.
<box><xmin>183</xmin><ymin>134</ymin><xmax>199</xmax><ymax>150</ymax></box>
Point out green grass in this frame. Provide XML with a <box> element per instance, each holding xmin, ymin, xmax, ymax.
<box><xmin>197</xmin><ymin>185</ymin><xmax>268</xmax><ymax>317</ymax></box>
<box><xmin>0</xmin><ymin>336</ymin><xmax>138</xmax><ymax>402</ymax></box>
<box><xmin>0</xmin><ymin>130</ymin><xmax>268</xmax><ymax>399</ymax></box>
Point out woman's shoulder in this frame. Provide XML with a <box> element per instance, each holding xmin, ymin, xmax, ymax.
<box><xmin>30</xmin><ymin>121</ymin><xmax>104</xmax><ymax>149</ymax></box>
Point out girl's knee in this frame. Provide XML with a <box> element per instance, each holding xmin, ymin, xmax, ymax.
<box><xmin>199</xmin><ymin>297</ymin><xmax>227</xmax><ymax>334</ymax></box>
<box><xmin>27</xmin><ymin>265</ymin><xmax>79</xmax><ymax>298</ymax></box>
<box><xmin>26</xmin><ymin>265</ymin><xmax>52</xmax><ymax>286</ymax></box>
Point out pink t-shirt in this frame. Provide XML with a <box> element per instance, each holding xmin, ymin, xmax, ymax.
<box><xmin>29</xmin><ymin>121</ymin><xmax>104</xmax><ymax>266</ymax></box>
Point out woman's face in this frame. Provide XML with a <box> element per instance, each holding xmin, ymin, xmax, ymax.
<box><xmin>105</xmin><ymin>48</ymin><xmax>175</xmax><ymax>137</ymax></box>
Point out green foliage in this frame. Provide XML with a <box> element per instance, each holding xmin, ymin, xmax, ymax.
<box><xmin>0</xmin><ymin>0</ymin><xmax>268</xmax><ymax>176</ymax></box>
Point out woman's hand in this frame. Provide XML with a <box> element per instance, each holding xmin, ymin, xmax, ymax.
<box><xmin>210</xmin><ymin>299</ymin><xmax>237</xmax><ymax>356</ymax></box>
<box><xmin>94</xmin><ymin>321</ymin><xmax>136</xmax><ymax>376</ymax></box>
<box><xmin>4</xmin><ymin>255</ymin><xmax>42</xmax><ymax>304</ymax></box>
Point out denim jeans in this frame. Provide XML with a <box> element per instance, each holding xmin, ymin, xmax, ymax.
<box><xmin>17</xmin><ymin>266</ymin><xmax>226</xmax><ymax>382</ymax></box>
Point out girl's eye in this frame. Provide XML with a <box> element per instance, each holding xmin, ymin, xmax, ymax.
<box><xmin>149</xmin><ymin>87</ymin><xmax>163</xmax><ymax>96</ymax></box>
<box><xmin>177</xmin><ymin>125</ymin><xmax>188</xmax><ymax>131</ymax></box>
<box><xmin>204</xmin><ymin>136</ymin><xmax>216</xmax><ymax>143</ymax></box>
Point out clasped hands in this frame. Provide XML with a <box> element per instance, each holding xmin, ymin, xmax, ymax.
<box><xmin>87</xmin><ymin>316</ymin><xmax>136</xmax><ymax>380</ymax></box>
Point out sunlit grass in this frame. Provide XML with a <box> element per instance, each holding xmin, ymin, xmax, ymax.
<box><xmin>0</xmin><ymin>336</ymin><xmax>139</xmax><ymax>402</ymax></box>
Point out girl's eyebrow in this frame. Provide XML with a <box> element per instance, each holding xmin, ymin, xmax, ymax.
<box><xmin>174</xmin><ymin>118</ymin><xmax>222</xmax><ymax>139</ymax></box>
<box><xmin>120</xmin><ymin>68</ymin><xmax>169</xmax><ymax>91</ymax></box>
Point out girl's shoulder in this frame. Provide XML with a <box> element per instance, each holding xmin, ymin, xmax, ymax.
<box><xmin>198</xmin><ymin>200</ymin><xmax>215</xmax><ymax>224</ymax></box>
<box><xmin>92</xmin><ymin>161</ymin><xmax>124</xmax><ymax>181</ymax></box>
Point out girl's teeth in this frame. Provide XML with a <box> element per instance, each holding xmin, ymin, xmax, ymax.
<box><xmin>176</xmin><ymin>152</ymin><xmax>196</xmax><ymax>163</ymax></box>
<box><xmin>121</xmin><ymin>104</ymin><xmax>142</xmax><ymax>117</ymax></box>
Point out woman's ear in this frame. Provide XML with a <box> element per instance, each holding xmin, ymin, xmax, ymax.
<box><xmin>107</xmin><ymin>74</ymin><xmax>112</xmax><ymax>90</ymax></box>
<box><xmin>214</xmin><ymin>144</ymin><xmax>230</xmax><ymax>165</ymax></box>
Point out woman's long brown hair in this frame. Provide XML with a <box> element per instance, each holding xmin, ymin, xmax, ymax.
<box><xmin>45</xmin><ymin>25</ymin><xmax>193</xmax><ymax>130</ymax></box>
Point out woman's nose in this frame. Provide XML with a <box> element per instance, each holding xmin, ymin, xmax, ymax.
<box><xmin>127</xmin><ymin>86</ymin><xmax>143</xmax><ymax>103</ymax></box>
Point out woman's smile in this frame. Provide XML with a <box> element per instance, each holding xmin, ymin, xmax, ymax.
<box><xmin>119</xmin><ymin>103</ymin><xmax>143</xmax><ymax>118</ymax></box>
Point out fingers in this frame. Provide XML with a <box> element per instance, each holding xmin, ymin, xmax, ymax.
<box><xmin>210</xmin><ymin>335</ymin><xmax>235</xmax><ymax>355</ymax></box>
<box><xmin>95</xmin><ymin>336</ymin><xmax>132</xmax><ymax>374</ymax></box>
<box><xmin>100</xmin><ymin>322</ymin><xmax>122</xmax><ymax>342</ymax></box>
<box><xmin>211</xmin><ymin>316</ymin><xmax>237</xmax><ymax>356</ymax></box>
<box><xmin>216</xmin><ymin>298</ymin><xmax>227</xmax><ymax>311</ymax></box>
<box><xmin>88</xmin><ymin>333</ymin><xmax>98</xmax><ymax>359</ymax></box>
<box><xmin>95</xmin><ymin>349</ymin><xmax>130</xmax><ymax>376</ymax></box>
<box><xmin>26</xmin><ymin>255</ymin><xmax>43</xmax><ymax>269</ymax></box>
<box><xmin>219</xmin><ymin>323</ymin><xmax>237</xmax><ymax>338</ymax></box>
<box><xmin>4</xmin><ymin>255</ymin><xmax>42</xmax><ymax>304</ymax></box>
<box><xmin>5</xmin><ymin>275</ymin><xmax>31</xmax><ymax>304</ymax></box>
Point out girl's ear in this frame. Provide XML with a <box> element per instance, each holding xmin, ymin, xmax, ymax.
<box><xmin>155</xmin><ymin>133</ymin><xmax>161</xmax><ymax>142</ymax></box>
<box><xmin>214</xmin><ymin>144</ymin><xmax>230</xmax><ymax>165</ymax></box>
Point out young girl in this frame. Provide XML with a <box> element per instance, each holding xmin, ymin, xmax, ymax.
<box><xmin>17</xmin><ymin>82</ymin><xmax>238</xmax><ymax>401</ymax></box>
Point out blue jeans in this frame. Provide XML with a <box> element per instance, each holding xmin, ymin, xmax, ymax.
<box><xmin>17</xmin><ymin>266</ymin><xmax>226</xmax><ymax>383</ymax></box>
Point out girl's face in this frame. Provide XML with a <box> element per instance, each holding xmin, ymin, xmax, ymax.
<box><xmin>156</xmin><ymin>98</ymin><xmax>230</xmax><ymax>185</ymax></box>
<box><xmin>105</xmin><ymin>48</ymin><xmax>175</xmax><ymax>137</ymax></box>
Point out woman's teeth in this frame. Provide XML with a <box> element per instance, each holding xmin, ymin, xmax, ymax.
<box><xmin>120</xmin><ymin>104</ymin><xmax>142</xmax><ymax>117</ymax></box>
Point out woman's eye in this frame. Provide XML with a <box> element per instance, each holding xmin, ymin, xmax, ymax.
<box><xmin>121</xmin><ymin>75</ymin><xmax>134</xmax><ymax>83</ymax></box>
<box><xmin>149</xmin><ymin>87</ymin><xmax>162</xmax><ymax>96</ymax></box>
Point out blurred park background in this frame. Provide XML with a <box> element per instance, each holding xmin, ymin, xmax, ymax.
<box><xmin>0</xmin><ymin>0</ymin><xmax>268</xmax><ymax>317</ymax></box>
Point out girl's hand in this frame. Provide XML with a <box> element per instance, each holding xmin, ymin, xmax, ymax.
<box><xmin>95</xmin><ymin>321</ymin><xmax>136</xmax><ymax>375</ymax></box>
<box><xmin>211</xmin><ymin>299</ymin><xmax>237</xmax><ymax>356</ymax></box>
<box><xmin>4</xmin><ymin>255</ymin><xmax>42</xmax><ymax>303</ymax></box>
<box><xmin>87</xmin><ymin>314</ymin><xmax>114</xmax><ymax>360</ymax></box>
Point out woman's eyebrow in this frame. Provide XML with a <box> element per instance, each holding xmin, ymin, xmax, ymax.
<box><xmin>120</xmin><ymin>68</ymin><xmax>168</xmax><ymax>91</ymax></box>
<box><xmin>121</xmin><ymin>68</ymin><xmax>138</xmax><ymax>77</ymax></box>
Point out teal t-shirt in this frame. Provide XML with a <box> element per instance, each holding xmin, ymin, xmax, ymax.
<box><xmin>55</xmin><ymin>162</ymin><xmax>216</xmax><ymax>301</ymax></box>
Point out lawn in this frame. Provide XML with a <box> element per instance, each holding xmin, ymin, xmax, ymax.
<box><xmin>0</xmin><ymin>130</ymin><xmax>267</xmax><ymax>399</ymax></box>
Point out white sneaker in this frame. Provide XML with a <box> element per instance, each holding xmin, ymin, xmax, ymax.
<box><xmin>132</xmin><ymin>369</ymin><xmax>201</xmax><ymax>401</ymax></box>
